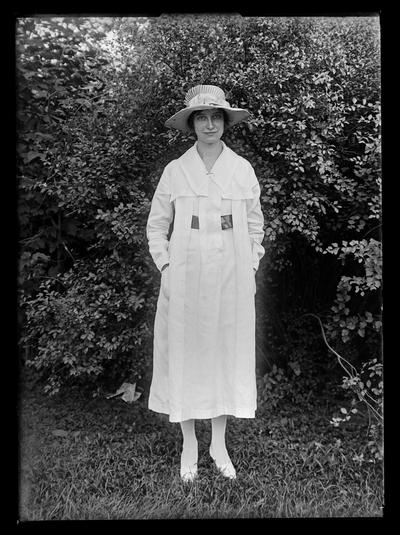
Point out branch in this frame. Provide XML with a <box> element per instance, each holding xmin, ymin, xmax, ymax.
<box><xmin>19</xmin><ymin>233</ymin><xmax>42</xmax><ymax>245</ymax></box>
<box><xmin>301</xmin><ymin>313</ymin><xmax>358</xmax><ymax>377</ymax></box>
<box><xmin>300</xmin><ymin>312</ymin><xmax>382</xmax><ymax>422</ymax></box>
<box><xmin>62</xmin><ymin>241</ymin><xmax>75</xmax><ymax>262</ymax></box>
<box><xmin>71</xmin><ymin>89</ymin><xmax>113</xmax><ymax>117</ymax></box>
<box><xmin>362</xmin><ymin>223</ymin><xmax>382</xmax><ymax>239</ymax></box>
<box><xmin>38</xmin><ymin>276</ymin><xmax>67</xmax><ymax>289</ymax></box>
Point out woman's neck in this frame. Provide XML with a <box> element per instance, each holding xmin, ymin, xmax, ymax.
<box><xmin>196</xmin><ymin>140</ymin><xmax>223</xmax><ymax>160</ymax></box>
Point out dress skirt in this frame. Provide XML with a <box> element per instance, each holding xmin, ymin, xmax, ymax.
<box><xmin>149</xmin><ymin>219</ymin><xmax>257</xmax><ymax>422</ymax></box>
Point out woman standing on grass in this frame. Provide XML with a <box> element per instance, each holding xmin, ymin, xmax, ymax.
<box><xmin>146</xmin><ymin>85</ymin><xmax>265</xmax><ymax>482</ymax></box>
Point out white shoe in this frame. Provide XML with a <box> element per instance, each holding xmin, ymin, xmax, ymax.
<box><xmin>180</xmin><ymin>447</ymin><xmax>198</xmax><ymax>483</ymax></box>
<box><xmin>209</xmin><ymin>446</ymin><xmax>236</xmax><ymax>480</ymax></box>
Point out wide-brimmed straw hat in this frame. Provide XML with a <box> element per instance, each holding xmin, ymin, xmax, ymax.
<box><xmin>165</xmin><ymin>85</ymin><xmax>250</xmax><ymax>134</ymax></box>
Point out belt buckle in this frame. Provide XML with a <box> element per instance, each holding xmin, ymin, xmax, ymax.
<box><xmin>190</xmin><ymin>214</ymin><xmax>233</xmax><ymax>230</ymax></box>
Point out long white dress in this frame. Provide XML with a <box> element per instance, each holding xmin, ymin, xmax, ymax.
<box><xmin>146</xmin><ymin>141</ymin><xmax>265</xmax><ymax>422</ymax></box>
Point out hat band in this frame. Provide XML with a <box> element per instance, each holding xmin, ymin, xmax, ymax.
<box><xmin>188</xmin><ymin>93</ymin><xmax>229</xmax><ymax>108</ymax></box>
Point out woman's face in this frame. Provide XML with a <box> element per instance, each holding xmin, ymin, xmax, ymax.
<box><xmin>193</xmin><ymin>109</ymin><xmax>224</xmax><ymax>144</ymax></box>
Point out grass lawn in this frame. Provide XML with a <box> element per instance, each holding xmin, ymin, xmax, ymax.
<box><xmin>18</xmin><ymin>372</ymin><xmax>383</xmax><ymax>520</ymax></box>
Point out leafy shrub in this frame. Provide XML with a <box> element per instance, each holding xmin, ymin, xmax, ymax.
<box><xmin>17</xmin><ymin>16</ymin><xmax>381</xmax><ymax>396</ymax></box>
<box><xmin>20</xmin><ymin>255</ymin><xmax>156</xmax><ymax>394</ymax></box>
<box><xmin>330</xmin><ymin>357</ymin><xmax>383</xmax><ymax>463</ymax></box>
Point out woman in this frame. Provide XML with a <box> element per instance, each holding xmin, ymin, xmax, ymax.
<box><xmin>146</xmin><ymin>85</ymin><xmax>265</xmax><ymax>482</ymax></box>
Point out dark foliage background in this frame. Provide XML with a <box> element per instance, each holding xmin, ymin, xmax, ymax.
<box><xmin>17</xmin><ymin>15</ymin><xmax>381</xmax><ymax>419</ymax></box>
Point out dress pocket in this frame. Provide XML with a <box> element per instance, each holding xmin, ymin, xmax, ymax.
<box><xmin>161</xmin><ymin>266</ymin><xmax>170</xmax><ymax>300</ymax></box>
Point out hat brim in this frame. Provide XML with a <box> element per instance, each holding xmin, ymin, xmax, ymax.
<box><xmin>164</xmin><ymin>105</ymin><xmax>250</xmax><ymax>134</ymax></box>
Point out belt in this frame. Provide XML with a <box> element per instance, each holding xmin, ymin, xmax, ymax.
<box><xmin>191</xmin><ymin>214</ymin><xmax>233</xmax><ymax>230</ymax></box>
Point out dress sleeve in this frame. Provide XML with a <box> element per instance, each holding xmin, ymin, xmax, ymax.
<box><xmin>146</xmin><ymin>165</ymin><xmax>174</xmax><ymax>272</ymax></box>
<box><xmin>246</xmin><ymin>166</ymin><xmax>265</xmax><ymax>271</ymax></box>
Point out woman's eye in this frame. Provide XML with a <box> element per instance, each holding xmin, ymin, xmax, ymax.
<box><xmin>196</xmin><ymin>114</ymin><xmax>222</xmax><ymax>122</ymax></box>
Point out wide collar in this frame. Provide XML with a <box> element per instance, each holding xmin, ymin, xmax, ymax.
<box><xmin>178</xmin><ymin>140</ymin><xmax>240</xmax><ymax>196</ymax></box>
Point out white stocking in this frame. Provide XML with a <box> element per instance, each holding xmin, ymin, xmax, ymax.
<box><xmin>179</xmin><ymin>419</ymin><xmax>198</xmax><ymax>469</ymax></box>
<box><xmin>210</xmin><ymin>415</ymin><xmax>231</xmax><ymax>465</ymax></box>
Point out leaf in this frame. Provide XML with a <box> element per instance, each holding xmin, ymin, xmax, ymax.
<box><xmin>52</xmin><ymin>429</ymin><xmax>69</xmax><ymax>437</ymax></box>
<box><xmin>107</xmin><ymin>382</ymin><xmax>141</xmax><ymax>403</ymax></box>
<box><xmin>22</xmin><ymin>151</ymin><xmax>44</xmax><ymax>164</ymax></box>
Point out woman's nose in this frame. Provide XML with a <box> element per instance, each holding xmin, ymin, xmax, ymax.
<box><xmin>206</xmin><ymin>117</ymin><xmax>214</xmax><ymax>129</ymax></box>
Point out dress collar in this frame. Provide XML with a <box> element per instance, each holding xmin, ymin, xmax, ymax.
<box><xmin>178</xmin><ymin>140</ymin><xmax>240</xmax><ymax>196</ymax></box>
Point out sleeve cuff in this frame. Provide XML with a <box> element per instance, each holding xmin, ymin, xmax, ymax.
<box><xmin>155</xmin><ymin>253</ymin><xmax>170</xmax><ymax>272</ymax></box>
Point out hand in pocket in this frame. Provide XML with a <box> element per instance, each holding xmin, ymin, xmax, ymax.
<box><xmin>161</xmin><ymin>265</ymin><xmax>170</xmax><ymax>300</ymax></box>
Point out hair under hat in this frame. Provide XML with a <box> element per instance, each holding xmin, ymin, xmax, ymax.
<box><xmin>165</xmin><ymin>85</ymin><xmax>250</xmax><ymax>134</ymax></box>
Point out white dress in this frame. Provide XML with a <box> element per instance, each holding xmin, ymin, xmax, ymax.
<box><xmin>146</xmin><ymin>141</ymin><xmax>265</xmax><ymax>422</ymax></box>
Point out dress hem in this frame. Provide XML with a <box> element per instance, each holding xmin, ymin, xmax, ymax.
<box><xmin>148</xmin><ymin>400</ymin><xmax>256</xmax><ymax>422</ymax></box>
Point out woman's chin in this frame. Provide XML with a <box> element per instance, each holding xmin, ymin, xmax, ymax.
<box><xmin>199</xmin><ymin>134</ymin><xmax>222</xmax><ymax>143</ymax></box>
